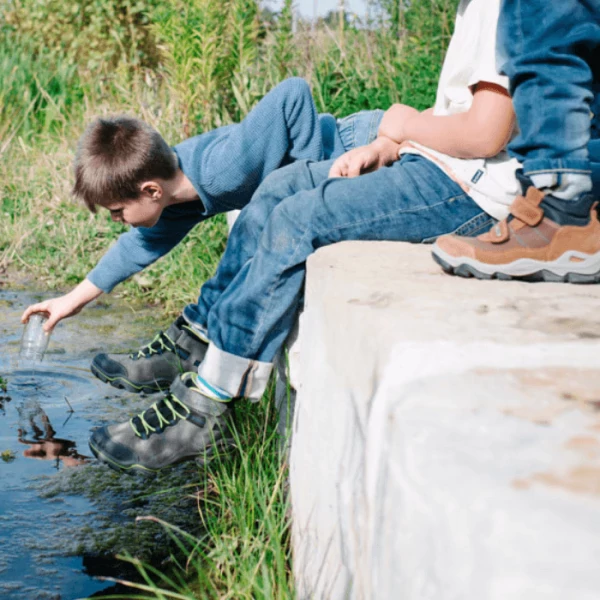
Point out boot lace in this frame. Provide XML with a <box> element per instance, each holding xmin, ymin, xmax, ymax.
<box><xmin>130</xmin><ymin>331</ymin><xmax>176</xmax><ymax>360</ymax></box>
<box><xmin>130</xmin><ymin>393</ymin><xmax>191</xmax><ymax>438</ymax></box>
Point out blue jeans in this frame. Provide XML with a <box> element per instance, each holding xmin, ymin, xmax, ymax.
<box><xmin>185</xmin><ymin>155</ymin><xmax>494</xmax><ymax>399</ymax></box>
<box><xmin>497</xmin><ymin>0</ymin><xmax>600</xmax><ymax>194</ymax></box>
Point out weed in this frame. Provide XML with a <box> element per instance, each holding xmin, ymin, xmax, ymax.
<box><xmin>1</xmin><ymin>449</ymin><xmax>16</xmax><ymax>463</ymax></box>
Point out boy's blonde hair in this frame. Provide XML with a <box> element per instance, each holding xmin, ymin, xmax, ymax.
<box><xmin>72</xmin><ymin>116</ymin><xmax>178</xmax><ymax>212</ymax></box>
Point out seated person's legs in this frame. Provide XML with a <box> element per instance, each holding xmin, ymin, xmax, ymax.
<box><xmin>183</xmin><ymin>160</ymin><xmax>333</xmax><ymax>333</ymax></box>
<box><xmin>433</xmin><ymin>0</ymin><xmax>600</xmax><ymax>281</ymax></box>
<box><xmin>89</xmin><ymin>154</ymin><xmax>496</xmax><ymax>472</ymax></box>
<box><xmin>591</xmin><ymin>80</ymin><xmax>600</xmax><ymax>197</ymax></box>
<box><xmin>591</xmin><ymin>139</ymin><xmax>600</xmax><ymax>198</ymax></box>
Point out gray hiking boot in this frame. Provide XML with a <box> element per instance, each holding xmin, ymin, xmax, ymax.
<box><xmin>90</xmin><ymin>316</ymin><xmax>208</xmax><ymax>394</ymax></box>
<box><xmin>88</xmin><ymin>372</ymin><xmax>235</xmax><ymax>473</ymax></box>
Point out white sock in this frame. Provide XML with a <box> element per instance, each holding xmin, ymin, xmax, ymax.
<box><xmin>530</xmin><ymin>172</ymin><xmax>592</xmax><ymax>200</ymax></box>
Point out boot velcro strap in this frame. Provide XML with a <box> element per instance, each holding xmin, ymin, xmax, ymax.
<box><xmin>176</xmin><ymin>328</ymin><xmax>207</xmax><ymax>355</ymax></box>
<box><xmin>170</xmin><ymin>376</ymin><xmax>229</xmax><ymax>417</ymax></box>
<box><xmin>510</xmin><ymin>188</ymin><xmax>545</xmax><ymax>227</ymax></box>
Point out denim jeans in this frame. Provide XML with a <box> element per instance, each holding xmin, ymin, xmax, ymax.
<box><xmin>185</xmin><ymin>155</ymin><xmax>494</xmax><ymax>399</ymax></box>
<box><xmin>497</xmin><ymin>0</ymin><xmax>600</xmax><ymax>194</ymax></box>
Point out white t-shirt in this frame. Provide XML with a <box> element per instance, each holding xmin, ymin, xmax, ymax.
<box><xmin>399</xmin><ymin>0</ymin><xmax>520</xmax><ymax>221</ymax></box>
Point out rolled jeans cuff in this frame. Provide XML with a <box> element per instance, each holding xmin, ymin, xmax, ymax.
<box><xmin>197</xmin><ymin>343</ymin><xmax>273</xmax><ymax>401</ymax></box>
<box><xmin>523</xmin><ymin>158</ymin><xmax>591</xmax><ymax>177</ymax></box>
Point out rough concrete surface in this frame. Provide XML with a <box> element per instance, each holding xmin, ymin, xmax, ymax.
<box><xmin>289</xmin><ymin>241</ymin><xmax>600</xmax><ymax>600</ymax></box>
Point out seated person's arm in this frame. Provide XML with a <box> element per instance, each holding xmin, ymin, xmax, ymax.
<box><xmin>329</xmin><ymin>84</ymin><xmax>513</xmax><ymax>178</ymax></box>
<box><xmin>379</xmin><ymin>82</ymin><xmax>515</xmax><ymax>159</ymax></box>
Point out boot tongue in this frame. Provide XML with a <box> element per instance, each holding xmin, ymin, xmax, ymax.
<box><xmin>144</xmin><ymin>405</ymin><xmax>163</xmax><ymax>429</ymax></box>
<box><xmin>165</xmin><ymin>316</ymin><xmax>186</xmax><ymax>341</ymax></box>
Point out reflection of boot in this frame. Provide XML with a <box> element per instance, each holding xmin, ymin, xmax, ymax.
<box><xmin>91</xmin><ymin>316</ymin><xmax>208</xmax><ymax>394</ymax></box>
<box><xmin>0</xmin><ymin>394</ymin><xmax>11</xmax><ymax>414</ymax></box>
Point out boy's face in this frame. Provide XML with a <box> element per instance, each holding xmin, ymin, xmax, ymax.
<box><xmin>105</xmin><ymin>187</ymin><xmax>165</xmax><ymax>229</ymax></box>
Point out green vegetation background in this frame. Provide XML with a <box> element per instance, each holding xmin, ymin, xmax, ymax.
<box><xmin>0</xmin><ymin>0</ymin><xmax>458</xmax><ymax>597</ymax></box>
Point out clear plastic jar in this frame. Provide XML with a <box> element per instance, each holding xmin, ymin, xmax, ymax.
<box><xmin>20</xmin><ymin>313</ymin><xmax>51</xmax><ymax>362</ymax></box>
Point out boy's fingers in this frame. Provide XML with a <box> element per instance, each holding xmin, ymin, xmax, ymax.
<box><xmin>21</xmin><ymin>304</ymin><xmax>45</xmax><ymax>323</ymax></box>
<box><xmin>329</xmin><ymin>161</ymin><xmax>344</xmax><ymax>178</ymax></box>
<box><xmin>348</xmin><ymin>155</ymin><xmax>368</xmax><ymax>178</ymax></box>
<box><xmin>348</xmin><ymin>163</ymin><xmax>362</xmax><ymax>178</ymax></box>
<box><xmin>44</xmin><ymin>315</ymin><xmax>60</xmax><ymax>332</ymax></box>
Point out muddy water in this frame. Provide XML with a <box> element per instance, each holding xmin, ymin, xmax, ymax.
<box><xmin>0</xmin><ymin>289</ymin><xmax>202</xmax><ymax>599</ymax></box>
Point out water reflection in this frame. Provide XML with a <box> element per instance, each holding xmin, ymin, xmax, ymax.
<box><xmin>0</xmin><ymin>394</ymin><xmax>10</xmax><ymax>415</ymax></box>
<box><xmin>16</xmin><ymin>400</ymin><xmax>88</xmax><ymax>468</ymax></box>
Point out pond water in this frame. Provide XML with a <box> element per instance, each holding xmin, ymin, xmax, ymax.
<box><xmin>0</xmin><ymin>289</ymin><xmax>202</xmax><ymax>599</ymax></box>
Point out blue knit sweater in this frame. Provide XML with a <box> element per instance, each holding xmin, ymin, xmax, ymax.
<box><xmin>87</xmin><ymin>78</ymin><xmax>347</xmax><ymax>293</ymax></box>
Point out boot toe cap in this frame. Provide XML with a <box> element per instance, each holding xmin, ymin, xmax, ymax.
<box><xmin>435</xmin><ymin>234</ymin><xmax>477</xmax><ymax>259</ymax></box>
<box><xmin>92</xmin><ymin>353</ymin><xmax>128</xmax><ymax>378</ymax></box>
<box><xmin>89</xmin><ymin>425</ymin><xmax>138</xmax><ymax>470</ymax></box>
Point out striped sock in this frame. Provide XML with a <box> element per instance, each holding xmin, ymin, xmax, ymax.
<box><xmin>191</xmin><ymin>373</ymin><xmax>231</xmax><ymax>402</ymax></box>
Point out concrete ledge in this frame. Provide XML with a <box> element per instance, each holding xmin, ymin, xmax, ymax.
<box><xmin>289</xmin><ymin>241</ymin><xmax>600</xmax><ymax>600</ymax></box>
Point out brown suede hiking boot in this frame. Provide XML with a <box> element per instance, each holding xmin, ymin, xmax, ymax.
<box><xmin>432</xmin><ymin>186</ymin><xmax>600</xmax><ymax>283</ymax></box>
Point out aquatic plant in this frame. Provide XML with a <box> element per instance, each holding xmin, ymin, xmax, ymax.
<box><xmin>1</xmin><ymin>449</ymin><xmax>16</xmax><ymax>463</ymax></box>
<box><xmin>0</xmin><ymin>376</ymin><xmax>6</xmax><ymax>393</ymax></box>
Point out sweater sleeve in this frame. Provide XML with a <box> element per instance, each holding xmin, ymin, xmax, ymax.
<box><xmin>177</xmin><ymin>78</ymin><xmax>326</xmax><ymax>215</ymax></box>
<box><xmin>86</xmin><ymin>202</ymin><xmax>205</xmax><ymax>293</ymax></box>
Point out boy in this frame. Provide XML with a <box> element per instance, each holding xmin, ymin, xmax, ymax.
<box><xmin>432</xmin><ymin>0</ymin><xmax>600</xmax><ymax>281</ymax></box>
<box><xmin>86</xmin><ymin>0</ymin><xmax>522</xmax><ymax>473</ymax></box>
<box><xmin>22</xmin><ymin>78</ymin><xmax>384</xmax><ymax>392</ymax></box>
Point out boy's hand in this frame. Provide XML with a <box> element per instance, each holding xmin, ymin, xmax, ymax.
<box><xmin>329</xmin><ymin>137</ymin><xmax>401</xmax><ymax>178</ymax></box>
<box><xmin>21</xmin><ymin>279</ymin><xmax>103</xmax><ymax>332</ymax></box>
<box><xmin>22</xmin><ymin>296</ymin><xmax>84</xmax><ymax>332</ymax></box>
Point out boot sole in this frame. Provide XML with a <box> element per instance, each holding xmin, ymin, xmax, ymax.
<box><xmin>90</xmin><ymin>362</ymin><xmax>171</xmax><ymax>395</ymax></box>
<box><xmin>88</xmin><ymin>436</ymin><xmax>236</xmax><ymax>476</ymax></box>
<box><xmin>432</xmin><ymin>247</ymin><xmax>600</xmax><ymax>284</ymax></box>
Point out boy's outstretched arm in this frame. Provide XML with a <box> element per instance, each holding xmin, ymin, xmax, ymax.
<box><xmin>379</xmin><ymin>82</ymin><xmax>515</xmax><ymax>159</ymax></box>
<box><xmin>21</xmin><ymin>279</ymin><xmax>103</xmax><ymax>332</ymax></box>
<box><xmin>21</xmin><ymin>206</ymin><xmax>201</xmax><ymax>332</ymax></box>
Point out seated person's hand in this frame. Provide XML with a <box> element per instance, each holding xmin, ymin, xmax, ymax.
<box><xmin>329</xmin><ymin>137</ymin><xmax>401</xmax><ymax>178</ymax></box>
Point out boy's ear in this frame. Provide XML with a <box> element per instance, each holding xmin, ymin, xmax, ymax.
<box><xmin>139</xmin><ymin>181</ymin><xmax>163</xmax><ymax>201</ymax></box>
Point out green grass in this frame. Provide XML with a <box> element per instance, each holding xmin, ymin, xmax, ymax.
<box><xmin>95</xmin><ymin>390</ymin><xmax>293</xmax><ymax>599</ymax></box>
<box><xmin>0</xmin><ymin>0</ymin><xmax>458</xmax><ymax>596</ymax></box>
